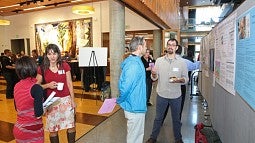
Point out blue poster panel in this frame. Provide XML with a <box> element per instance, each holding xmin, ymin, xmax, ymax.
<box><xmin>235</xmin><ymin>6</ymin><xmax>255</xmax><ymax>110</ymax></box>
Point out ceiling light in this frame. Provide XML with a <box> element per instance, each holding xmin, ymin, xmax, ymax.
<box><xmin>0</xmin><ymin>20</ymin><xmax>11</xmax><ymax>26</ymax></box>
<box><xmin>0</xmin><ymin>4</ymin><xmax>19</xmax><ymax>9</ymax></box>
<box><xmin>72</xmin><ymin>5</ymin><xmax>95</xmax><ymax>15</ymax></box>
<box><xmin>71</xmin><ymin>0</ymin><xmax>83</xmax><ymax>2</ymax></box>
<box><xmin>24</xmin><ymin>6</ymin><xmax>46</xmax><ymax>11</ymax></box>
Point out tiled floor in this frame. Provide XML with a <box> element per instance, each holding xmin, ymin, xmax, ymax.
<box><xmin>0</xmin><ymin>76</ymin><xmax>209</xmax><ymax>143</ymax></box>
<box><xmin>76</xmin><ymin>82</ymin><xmax>211</xmax><ymax>143</ymax></box>
<box><xmin>0</xmin><ymin>76</ymin><xmax>119</xmax><ymax>143</ymax></box>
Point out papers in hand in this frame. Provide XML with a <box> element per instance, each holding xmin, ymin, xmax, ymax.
<box><xmin>43</xmin><ymin>91</ymin><xmax>60</xmax><ymax>110</ymax></box>
<box><xmin>98</xmin><ymin>98</ymin><xmax>116</xmax><ymax>114</ymax></box>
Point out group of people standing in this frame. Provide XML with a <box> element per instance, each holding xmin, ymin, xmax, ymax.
<box><xmin>4</xmin><ymin>36</ymin><xmax>197</xmax><ymax>143</ymax></box>
<box><xmin>11</xmin><ymin>44</ymin><xmax>76</xmax><ymax>143</ymax></box>
<box><xmin>117</xmin><ymin>37</ymin><xmax>189</xmax><ymax>143</ymax></box>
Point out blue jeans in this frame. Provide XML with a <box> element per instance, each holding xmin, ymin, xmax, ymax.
<box><xmin>150</xmin><ymin>95</ymin><xmax>182</xmax><ymax>141</ymax></box>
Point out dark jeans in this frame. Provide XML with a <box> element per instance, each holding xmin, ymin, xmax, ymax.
<box><xmin>150</xmin><ymin>95</ymin><xmax>182</xmax><ymax>141</ymax></box>
<box><xmin>2</xmin><ymin>72</ymin><xmax>18</xmax><ymax>98</ymax></box>
<box><xmin>163</xmin><ymin>85</ymin><xmax>186</xmax><ymax>122</ymax></box>
<box><xmin>146</xmin><ymin>78</ymin><xmax>152</xmax><ymax>102</ymax></box>
<box><xmin>180</xmin><ymin>85</ymin><xmax>186</xmax><ymax>119</ymax></box>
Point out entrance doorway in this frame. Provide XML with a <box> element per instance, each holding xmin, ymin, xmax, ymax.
<box><xmin>10</xmin><ymin>38</ymin><xmax>30</xmax><ymax>56</ymax></box>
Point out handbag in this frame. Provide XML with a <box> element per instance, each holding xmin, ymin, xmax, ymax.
<box><xmin>195</xmin><ymin>123</ymin><xmax>208</xmax><ymax>143</ymax></box>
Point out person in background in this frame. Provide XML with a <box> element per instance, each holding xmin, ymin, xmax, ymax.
<box><xmin>183</xmin><ymin>51</ymin><xmax>194</xmax><ymax>84</ymax></box>
<box><xmin>36</xmin><ymin>44</ymin><xmax>76</xmax><ymax>143</ymax></box>
<box><xmin>16</xmin><ymin>51</ymin><xmax>26</xmax><ymax>59</ymax></box>
<box><xmin>117</xmin><ymin>37</ymin><xmax>147</xmax><ymax>143</ymax></box>
<box><xmin>146</xmin><ymin>39</ymin><xmax>188</xmax><ymax>143</ymax></box>
<box><xmin>183</xmin><ymin>51</ymin><xmax>194</xmax><ymax>63</ymax></box>
<box><xmin>31</xmin><ymin>49</ymin><xmax>43</xmax><ymax>65</ymax></box>
<box><xmin>13</xmin><ymin>56</ymin><xmax>44</xmax><ymax>143</ymax></box>
<box><xmin>177</xmin><ymin>45</ymin><xmax>200</xmax><ymax>118</ymax></box>
<box><xmin>20</xmin><ymin>50</ymin><xmax>26</xmax><ymax>57</ymax></box>
<box><xmin>1</xmin><ymin>49</ymin><xmax>19</xmax><ymax>99</ymax></box>
<box><xmin>75</xmin><ymin>49</ymin><xmax>79</xmax><ymax>61</ymax></box>
<box><xmin>174</xmin><ymin>45</ymin><xmax>188</xmax><ymax>119</ymax></box>
<box><xmin>141</xmin><ymin>49</ymin><xmax>154</xmax><ymax>106</ymax></box>
<box><xmin>61</xmin><ymin>51</ymin><xmax>71</xmax><ymax>62</ymax></box>
<box><xmin>0</xmin><ymin>52</ymin><xmax>4</xmax><ymax>75</ymax></box>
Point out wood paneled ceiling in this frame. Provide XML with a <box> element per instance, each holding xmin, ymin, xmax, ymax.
<box><xmin>0</xmin><ymin>0</ymin><xmax>103</xmax><ymax>16</ymax></box>
<box><xmin>180</xmin><ymin>0</ymin><xmax>213</xmax><ymax>7</ymax></box>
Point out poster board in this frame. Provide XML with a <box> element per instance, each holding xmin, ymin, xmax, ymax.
<box><xmin>235</xmin><ymin>6</ymin><xmax>255</xmax><ymax>110</ymax></box>
<box><xmin>79</xmin><ymin>47</ymin><xmax>108</xmax><ymax>67</ymax></box>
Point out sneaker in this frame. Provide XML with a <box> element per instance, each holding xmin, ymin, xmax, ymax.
<box><xmin>146</xmin><ymin>138</ymin><xmax>156</xmax><ymax>143</ymax></box>
<box><xmin>147</xmin><ymin>102</ymin><xmax>153</xmax><ymax>106</ymax></box>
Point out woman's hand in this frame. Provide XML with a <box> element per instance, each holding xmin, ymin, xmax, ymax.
<box><xmin>151</xmin><ymin>67</ymin><xmax>157</xmax><ymax>78</ymax></box>
<box><xmin>48</xmin><ymin>81</ymin><xmax>58</xmax><ymax>89</ymax></box>
<box><xmin>71</xmin><ymin>99</ymin><xmax>77</xmax><ymax>109</ymax></box>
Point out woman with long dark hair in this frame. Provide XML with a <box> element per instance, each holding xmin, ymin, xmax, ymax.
<box><xmin>36</xmin><ymin>44</ymin><xmax>76</xmax><ymax>143</ymax></box>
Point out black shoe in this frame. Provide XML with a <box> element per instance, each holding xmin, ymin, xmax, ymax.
<box><xmin>6</xmin><ymin>96</ymin><xmax>13</xmax><ymax>99</ymax></box>
<box><xmin>146</xmin><ymin>138</ymin><xmax>156</xmax><ymax>143</ymax></box>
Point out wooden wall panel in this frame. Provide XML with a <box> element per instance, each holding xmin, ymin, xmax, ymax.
<box><xmin>138</xmin><ymin>0</ymin><xmax>180</xmax><ymax>29</ymax></box>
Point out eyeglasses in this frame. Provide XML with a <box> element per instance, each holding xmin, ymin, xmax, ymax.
<box><xmin>167</xmin><ymin>44</ymin><xmax>177</xmax><ymax>47</ymax></box>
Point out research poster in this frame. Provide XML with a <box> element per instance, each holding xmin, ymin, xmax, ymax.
<box><xmin>214</xmin><ymin>13</ymin><xmax>236</xmax><ymax>95</ymax></box>
<box><xmin>235</xmin><ymin>6</ymin><xmax>255</xmax><ymax>110</ymax></box>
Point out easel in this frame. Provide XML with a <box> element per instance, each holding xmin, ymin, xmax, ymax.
<box><xmin>89</xmin><ymin>51</ymin><xmax>98</xmax><ymax>90</ymax></box>
<box><xmin>79</xmin><ymin>47</ymin><xmax>108</xmax><ymax>103</ymax></box>
<box><xmin>81</xmin><ymin>51</ymin><xmax>100</xmax><ymax>105</ymax></box>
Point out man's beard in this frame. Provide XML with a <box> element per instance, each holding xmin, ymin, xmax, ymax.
<box><xmin>167</xmin><ymin>49</ymin><xmax>173</xmax><ymax>54</ymax></box>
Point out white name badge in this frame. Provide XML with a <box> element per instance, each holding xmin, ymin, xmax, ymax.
<box><xmin>58</xmin><ymin>70</ymin><xmax>65</xmax><ymax>74</ymax></box>
<box><xmin>173</xmin><ymin>68</ymin><xmax>179</xmax><ymax>72</ymax></box>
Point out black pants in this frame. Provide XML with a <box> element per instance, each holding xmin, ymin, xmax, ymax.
<box><xmin>180</xmin><ymin>85</ymin><xmax>186</xmax><ymax>119</ymax></box>
<box><xmin>2</xmin><ymin>72</ymin><xmax>19</xmax><ymax>98</ymax></box>
<box><xmin>146</xmin><ymin>78</ymin><xmax>153</xmax><ymax>102</ymax></box>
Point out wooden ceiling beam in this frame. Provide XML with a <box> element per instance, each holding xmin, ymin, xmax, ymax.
<box><xmin>121</xmin><ymin>0</ymin><xmax>170</xmax><ymax>29</ymax></box>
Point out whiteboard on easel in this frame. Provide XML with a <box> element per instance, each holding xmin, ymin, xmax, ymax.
<box><xmin>79</xmin><ymin>47</ymin><xmax>108</xmax><ymax>67</ymax></box>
